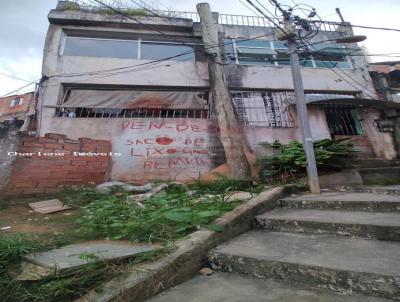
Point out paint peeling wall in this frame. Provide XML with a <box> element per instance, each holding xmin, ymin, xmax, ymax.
<box><xmin>359</xmin><ymin>108</ymin><xmax>397</xmax><ymax>159</ymax></box>
<box><xmin>112</xmin><ymin>119</ymin><xmax>224</xmax><ymax>183</ymax></box>
<box><xmin>34</xmin><ymin>9</ymin><xmax>395</xmax><ymax>184</ymax></box>
<box><xmin>38</xmin><ymin>117</ymin><xmax>225</xmax><ymax>183</ymax></box>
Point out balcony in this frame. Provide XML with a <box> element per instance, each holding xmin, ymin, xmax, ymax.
<box><xmin>56</xmin><ymin>0</ymin><xmax>345</xmax><ymax>32</ymax></box>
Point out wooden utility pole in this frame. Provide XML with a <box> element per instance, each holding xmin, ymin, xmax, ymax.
<box><xmin>196</xmin><ymin>2</ymin><xmax>251</xmax><ymax>179</ymax></box>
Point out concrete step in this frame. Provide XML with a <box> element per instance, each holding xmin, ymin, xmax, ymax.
<box><xmin>148</xmin><ymin>271</ymin><xmax>393</xmax><ymax>302</ymax></box>
<box><xmin>359</xmin><ymin>167</ymin><xmax>400</xmax><ymax>185</ymax></box>
<box><xmin>347</xmin><ymin>158</ymin><xmax>400</xmax><ymax>169</ymax></box>
<box><xmin>337</xmin><ymin>185</ymin><xmax>400</xmax><ymax>195</ymax></box>
<box><xmin>255</xmin><ymin>208</ymin><xmax>400</xmax><ymax>241</ymax></box>
<box><xmin>280</xmin><ymin>192</ymin><xmax>400</xmax><ymax>212</ymax></box>
<box><xmin>209</xmin><ymin>231</ymin><xmax>400</xmax><ymax>300</ymax></box>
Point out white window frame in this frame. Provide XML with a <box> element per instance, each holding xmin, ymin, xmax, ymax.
<box><xmin>62</xmin><ymin>36</ymin><xmax>140</xmax><ymax>58</ymax></box>
<box><xmin>61</xmin><ymin>32</ymin><xmax>201</xmax><ymax>61</ymax></box>
<box><xmin>10</xmin><ymin>97</ymin><xmax>23</xmax><ymax>107</ymax></box>
<box><xmin>230</xmin><ymin>39</ymin><xmax>353</xmax><ymax>69</ymax></box>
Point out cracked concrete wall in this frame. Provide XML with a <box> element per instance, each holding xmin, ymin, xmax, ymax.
<box><xmin>359</xmin><ymin>108</ymin><xmax>397</xmax><ymax>159</ymax></box>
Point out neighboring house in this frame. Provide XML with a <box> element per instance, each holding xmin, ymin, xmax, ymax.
<box><xmin>0</xmin><ymin>91</ymin><xmax>36</xmax><ymax>129</ymax></box>
<box><xmin>36</xmin><ymin>1</ymin><xmax>399</xmax><ymax>184</ymax></box>
<box><xmin>0</xmin><ymin>91</ymin><xmax>36</xmax><ymax>192</ymax></box>
<box><xmin>369</xmin><ymin>61</ymin><xmax>400</xmax><ymax>103</ymax></box>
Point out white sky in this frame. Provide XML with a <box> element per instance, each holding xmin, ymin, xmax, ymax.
<box><xmin>0</xmin><ymin>0</ymin><xmax>399</xmax><ymax>96</ymax></box>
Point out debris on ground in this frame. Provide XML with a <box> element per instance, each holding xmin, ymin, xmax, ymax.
<box><xmin>224</xmin><ymin>192</ymin><xmax>254</xmax><ymax>202</ymax></box>
<box><xmin>29</xmin><ymin>199</ymin><xmax>71</xmax><ymax>214</ymax></box>
<box><xmin>17</xmin><ymin>241</ymin><xmax>160</xmax><ymax>279</ymax></box>
<box><xmin>186</xmin><ymin>190</ymin><xmax>197</xmax><ymax>197</ymax></box>
<box><xmin>199</xmin><ymin>267</ymin><xmax>214</xmax><ymax>276</ymax></box>
<box><xmin>15</xmin><ymin>261</ymin><xmax>54</xmax><ymax>281</ymax></box>
<box><xmin>194</xmin><ymin>192</ymin><xmax>255</xmax><ymax>203</ymax></box>
<box><xmin>126</xmin><ymin>196</ymin><xmax>146</xmax><ymax>209</ymax></box>
<box><xmin>95</xmin><ymin>181</ymin><xmax>153</xmax><ymax>194</ymax></box>
<box><xmin>135</xmin><ymin>183</ymin><xmax>169</xmax><ymax>202</ymax></box>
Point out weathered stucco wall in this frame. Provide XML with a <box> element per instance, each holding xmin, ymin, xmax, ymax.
<box><xmin>244</xmin><ymin>106</ymin><xmax>331</xmax><ymax>154</ymax></box>
<box><xmin>37</xmin><ymin>109</ymin><xmax>332</xmax><ymax>183</ymax></box>
<box><xmin>224</xmin><ymin>64</ymin><xmax>376</xmax><ymax>93</ymax></box>
<box><xmin>111</xmin><ymin>119</ymin><xmax>224</xmax><ymax>183</ymax></box>
<box><xmin>37</xmin><ymin>117</ymin><xmax>226</xmax><ymax>183</ymax></box>
<box><xmin>359</xmin><ymin>108</ymin><xmax>397</xmax><ymax>159</ymax></box>
<box><xmin>36</xmin><ymin>9</ymin><xmax>393</xmax><ymax>183</ymax></box>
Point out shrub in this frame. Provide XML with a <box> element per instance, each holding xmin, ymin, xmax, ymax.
<box><xmin>76</xmin><ymin>187</ymin><xmax>241</xmax><ymax>242</ymax></box>
<box><xmin>257</xmin><ymin>138</ymin><xmax>357</xmax><ymax>182</ymax></box>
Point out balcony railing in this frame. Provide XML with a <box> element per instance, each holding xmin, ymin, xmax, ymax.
<box><xmin>59</xmin><ymin>1</ymin><xmax>344</xmax><ymax>31</ymax></box>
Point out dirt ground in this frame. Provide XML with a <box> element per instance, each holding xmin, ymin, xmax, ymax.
<box><xmin>0</xmin><ymin>200</ymin><xmax>77</xmax><ymax>235</ymax></box>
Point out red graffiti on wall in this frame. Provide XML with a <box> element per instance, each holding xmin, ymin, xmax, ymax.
<box><xmin>119</xmin><ymin>120</ymin><xmax>218</xmax><ymax>173</ymax></box>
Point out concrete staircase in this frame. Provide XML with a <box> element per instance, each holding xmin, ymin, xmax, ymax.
<box><xmin>209</xmin><ymin>191</ymin><xmax>400</xmax><ymax>300</ymax></box>
<box><xmin>344</xmin><ymin>158</ymin><xmax>400</xmax><ymax>185</ymax></box>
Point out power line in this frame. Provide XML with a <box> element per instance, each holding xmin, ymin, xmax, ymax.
<box><xmin>128</xmin><ymin>0</ymin><xmax>176</xmax><ymax>26</ymax></box>
<box><xmin>313</xmin><ymin>20</ymin><xmax>400</xmax><ymax>33</ymax></box>
<box><xmin>254</xmin><ymin>0</ymin><xmax>280</xmax><ymax>21</ymax></box>
<box><xmin>0</xmin><ymin>72</ymin><xmax>33</xmax><ymax>83</ymax></box>
<box><xmin>244</xmin><ymin>0</ymin><xmax>288</xmax><ymax>34</ymax></box>
<box><xmin>0</xmin><ymin>79</ymin><xmax>39</xmax><ymax>98</ymax></box>
<box><xmin>302</xmin><ymin>43</ymin><xmax>381</xmax><ymax>99</ymax></box>
<box><xmin>238</xmin><ymin>0</ymin><xmax>263</xmax><ymax>17</ymax></box>
<box><xmin>152</xmin><ymin>0</ymin><xmax>171</xmax><ymax>11</ymax></box>
<box><xmin>246</xmin><ymin>0</ymin><xmax>381</xmax><ymax>100</ymax></box>
<box><xmin>48</xmin><ymin>32</ymin><xmax>276</xmax><ymax>79</ymax></box>
<box><xmin>89</xmin><ymin>0</ymin><xmax>175</xmax><ymax>39</ymax></box>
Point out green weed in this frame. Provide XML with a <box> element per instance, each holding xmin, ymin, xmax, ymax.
<box><xmin>189</xmin><ymin>174</ymin><xmax>261</xmax><ymax>194</ymax></box>
<box><xmin>76</xmin><ymin>187</ymin><xmax>242</xmax><ymax>242</ymax></box>
<box><xmin>1</xmin><ymin>179</ymin><xmax>258</xmax><ymax>301</ymax></box>
<box><xmin>257</xmin><ymin>138</ymin><xmax>357</xmax><ymax>182</ymax></box>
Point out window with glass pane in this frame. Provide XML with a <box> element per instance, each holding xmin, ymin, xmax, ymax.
<box><xmin>224</xmin><ymin>39</ymin><xmax>236</xmax><ymax>62</ymax></box>
<box><xmin>273</xmin><ymin>41</ymin><xmax>289</xmax><ymax>65</ymax></box>
<box><xmin>64</xmin><ymin>37</ymin><xmax>138</xmax><ymax>59</ymax></box>
<box><xmin>312</xmin><ymin>44</ymin><xmax>351</xmax><ymax>68</ymax></box>
<box><xmin>140</xmin><ymin>42</ymin><xmax>195</xmax><ymax>61</ymax></box>
<box><xmin>235</xmin><ymin>40</ymin><xmax>274</xmax><ymax>65</ymax></box>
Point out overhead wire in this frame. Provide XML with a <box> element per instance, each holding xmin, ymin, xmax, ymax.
<box><xmin>1</xmin><ymin>79</ymin><xmax>40</xmax><ymax>98</ymax></box>
<box><xmin>313</xmin><ymin>21</ymin><xmax>400</xmax><ymax>33</ymax></box>
<box><xmin>48</xmin><ymin>31</ymin><xmax>276</xmax><ymax>79</ymax></box>
<box><xmin>89</xmin><ymin>0</ymin><xmax>179</xmax><ymax>39</ymax></box>
<box><xmin>0</xmin><ymin>72</ymin><xmax>33</xmax><ymax>83</ymax></box>
<box><xmin>242</xmin><ymin>0</ymin><xmax>382</xmax><ymax>100</ymax></box>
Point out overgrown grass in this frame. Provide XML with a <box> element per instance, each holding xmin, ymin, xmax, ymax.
<box><xmin>0</xmin><ymin>233</ymin><xmax>168</xmax><ymax>302</ymax></box>
<box><xmin>188</xmin><ymin>174</ymin><xmax>265</xmax><ymax>195</ymax></box>
<box><xmin>1</xmin><ymin>178</ymin><xmax>260</xmax><ymax>301</ymax></box>
<box><xmin>0</xmin><ymin>233</ymin><xmax>98</xmax><ymax>302</ymax></box>
<box><xmin>96</xmin><ymin>8</ymin><xmax>149</xmax><ymax>16</ymax></box>
<box><xmin>77</xmin><ymin>186</ymin><xmax>243</xmax><ymax>242</ymax></box>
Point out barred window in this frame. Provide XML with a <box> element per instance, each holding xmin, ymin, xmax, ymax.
<box><xmin>231</xmin><ymin>91</ymin><xmax>295</xmax><ymax>127</ymax></box>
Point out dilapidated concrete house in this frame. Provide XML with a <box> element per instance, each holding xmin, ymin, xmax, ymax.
<box><xmin>6</xmin><ymin>0</ymin><xmax>399</xmax><ymax>192</ymax></box>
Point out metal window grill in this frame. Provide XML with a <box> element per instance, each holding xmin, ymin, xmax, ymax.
<box><xmin>55</xmin><ymin>107</ymin><xmax>210</xmax><ymax>119</ymax></box>
<box><xmin>231</xmin><ymin>91</ymin><xmax>295</xmax><ymax>127</ymax></box>
<box><xmin>324</xmin><ymin>105</ymin><xmax>365</xmax><ymax>136</ymax></box>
